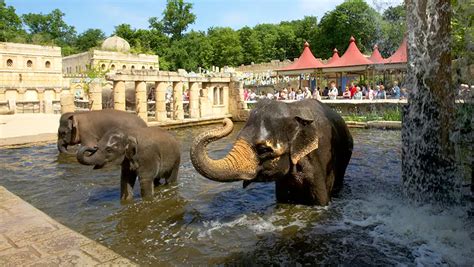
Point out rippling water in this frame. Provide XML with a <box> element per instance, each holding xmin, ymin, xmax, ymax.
<box><xmin>0</xmin><ymin>125</ymin><xmax>472</xmax><ymax>265</ymax></box>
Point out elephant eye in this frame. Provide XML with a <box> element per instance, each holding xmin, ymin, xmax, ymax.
<box><xmin>105</xmin><ymin>147</ymin><xmax>113</xmax><ymax>153</ymax></box>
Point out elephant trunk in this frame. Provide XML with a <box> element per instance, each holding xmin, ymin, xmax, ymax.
<box><xmin>57</xmin><ymin>139</ymin><xmax>74</xmax><ymax>154</ymax></box>
<box><xmin>77</xmin><ymin>146</ymin><xmax>104</xmax><ymax>167</ymax></box>
<box><xmin>190</xmin><ymin>118</ymin><xmax>259</xmax><ymax>182</ymax></box>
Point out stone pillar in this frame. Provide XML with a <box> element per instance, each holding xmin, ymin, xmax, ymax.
<box><xmin>113</xmin><ymin>81</ymin><xmax>126</xmax><ymax>111</ymax></box>
<box><xmin>155</xmin><ymin>81</ymin><xmax>168</xmax><ymax>121</ymax></box>
<box><xmin>89</xmin><ymin>79</ymin><xmax>102</xmax><ymax>111</ymax></box>
<box><xmin>189</xmin><ymin>81</ymin><xmax>200</xmax><ymax>118</ymax></box>
<box><xmin>135</xmin><ymin>81</ymin><xmax>147</xmax><ymax>121</ymax></box>
<box><xmin>17</xmin><ymin>88</ymin><xmax>26</xmax><ymax>101</ymax></box>
<box><xmin>172</xmin><ymin>81</ymin><xmax>184</xmax><ymax>120</ymax></box>
<box><xmin>60</xmin><ymin>92</ymin><xmax>75</xmax><ymax>113</ymax></box>
<box><xmin>36</xmin><ymin>88</ymin><xmax>45</xmax><ymax>113</ymax></box>
<box><xmin>199</xmin><ymin>86</ymin><xmax>212</xmax><ymax>118</ymax></box>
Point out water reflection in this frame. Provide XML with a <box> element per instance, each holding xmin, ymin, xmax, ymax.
<box><xmin>0</xmin><ymin>126</ymin><xmax>472</xmax><ymax>265</ymax></box>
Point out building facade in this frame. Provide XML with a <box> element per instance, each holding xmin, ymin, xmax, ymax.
<box><xmin>0</xmin><ymin>42</ymin><xmax>64</xmax><ymax>113</ymax></box>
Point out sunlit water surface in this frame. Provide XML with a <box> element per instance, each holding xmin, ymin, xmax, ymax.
<box><xmin>1</xmin><ymin>125</ymin><xmax>472</xmax><ymax>265</ymax></box>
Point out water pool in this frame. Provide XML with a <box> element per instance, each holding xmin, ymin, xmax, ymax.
<box><xmin>1</xmin><ymin>125</ymin><xmax>472</xmax><ymax>265</ymax></box>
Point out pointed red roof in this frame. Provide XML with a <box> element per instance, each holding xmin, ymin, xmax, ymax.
<box><xmin>385</xmin><ymin>38</ymin><xmax>407</xmax><ymax>64</ymax></box>
<box><xmin>326</xmin><ymin>48</ymin><xmax>340</xmax><ymax>65</ymax></box>
<box><xmin>278</xmin><ymin>41</ymin><xmax>325</xmax><ymax>71</ymax></box>
<box><xmin>369</xmin><ymin>45</ymin><xmax>385</xmax><ymax>64</ymax></box>
<box><xmin>324</xmin><ymin>36</ymin><xmax>373</xmax><ymax>68</ymax></box>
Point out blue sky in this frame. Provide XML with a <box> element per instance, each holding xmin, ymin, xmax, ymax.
<box><xmin>7</xmin><ymin>0</ymin><xmax>402</xmax><ymax>35</ymax></box>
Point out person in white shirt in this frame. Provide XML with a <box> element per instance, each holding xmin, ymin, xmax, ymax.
<box><xmin>328</xmin><ymin>81</ymin><xmax>338</xmax><ymax>100</ymax></box>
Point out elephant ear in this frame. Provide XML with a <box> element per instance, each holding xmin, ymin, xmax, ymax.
<box><xmin>68</xmin><ymin>115</ymin><xmax>80</xmax><ymax>144</ymax></box>
<box><xmin>125</xmin><ymin>136</ymin><xmax>139</xmax><ymax>170</ymax></box>
<box><xmin>290</xmin><ymin>115</ymin><xmax>319</xmax><ymax>165</ymax></box>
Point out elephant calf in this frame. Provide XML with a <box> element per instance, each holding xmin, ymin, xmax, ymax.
<box><xmin>77</xmin><ymin>127</ymin><xmax>180</xmax><ymax>201</ymax></box>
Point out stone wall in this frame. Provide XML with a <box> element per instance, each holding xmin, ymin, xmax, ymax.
<box><xmin>236</xmin><ymin>59</ymin><xmax>293</xmax><ymax>74</ymax></box>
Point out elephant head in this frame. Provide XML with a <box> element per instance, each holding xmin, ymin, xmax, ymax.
<box><xmin>77</xmin><ymin>129</ymin><xmax>136</xmax><ymax>169</ymax></box>
<box><xmin>190</xmin><ymin>100</ymin><xmax>320</xmax><ymax>184</ymax></box>
<box><xmin>57</xmin><ymin>113</ymin><xmax>81</xmax><ymax>154</ymax></box>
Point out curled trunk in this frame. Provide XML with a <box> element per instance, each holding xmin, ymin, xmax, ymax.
<box><xmin>76</xmin><ymin>146</ymin><xmax>104</xmax><ymax>167</ymax></box>
<box><xmin>190</xmin><ymin>118</ymin><xmax>259</xmax><ymax>182</ymax></box>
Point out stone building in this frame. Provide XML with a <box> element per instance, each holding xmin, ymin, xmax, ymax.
<box><xmin>0</xmin><ymin>42</ymin><xmax>64</xmax><ymax>114</ymax></box>
<box><xmin>62</xmin><ymin>36</ymin><xmax>159</xmax><ymax>76</ymax></box>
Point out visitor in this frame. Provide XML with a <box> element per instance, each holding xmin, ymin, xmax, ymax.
<box><xmin>288</xmin><ymin>88</ymin><xmax>296</xmax><ymax>100</ymax></box>
<box><xmin>296</xmin><ymin>89</ymin><xmax>304</xmax><ymax>100</ymax></box>
<box><xmin>361</xmin><ymin>85</ymin><xmax>367</xmax><ymax>97</ymax></box>
<box><xmin>249</xmin><ymin>90</ymin><xmax>257</xmax><ymax>101</ymax></box>
<box><xmin>353</xmin><ymin>86</ymin><xmax>363</xmax><ymax>100</ymax></box>
<box><xmin>243</xmin><ymin>89</ymin><xmax>249</xmax><ymax>101</ymax></box>
<box><xmin>377</xmin><ymin>85</ymin><xmax>387</xmax><ymax>99</ymax></box>
<box><xmin>304</xmin><ymin>87</ymin><xmax>312</xmax><ymax>99</ymax></box>
<box><xmin>328</xmin><ymin>81</ymin><xmax>338</xmax><ymax>100</ymax></box>
<box><xmin>400</xmin><ymin>87</ymin><xmax>408</xmax><ymax>99</ymax></box>
<box><xmin>349</xmin><ymin>82</ymin><xmax>357</xmax><ymax>98</ymax></box>
<box><xmin>281</xmin><ymin>89</ymin><xmax>288</xmax><ymax>100</ymax></box>
<box><xmin>343</xmin><ymin>86</ymin><xmax>351</xmax><ymax>98</ymax></box>
<box><xmin>391</xmin><ymin>81</ymin><xmax>401</xmax><ymax>99</ymax></box>
<box><xmin>313</xmin><ymin>87</ymin><xmax>321</xmax><ymax>101</ymax></box>
<box><xmin>323</xmin><ymin>86</ymin><xmax>329</xmax><ymax>97</ymax></box>
<box><xmin>266</xmin><ymin>91</ymin><xmax>274</xmax><ymax>100</ymax></box>
<box><xmin>368</xmin><ymin>86</ymin><xmax>375</xmax><ymax>100</ymax></box>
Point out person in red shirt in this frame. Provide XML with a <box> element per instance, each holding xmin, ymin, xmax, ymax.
<box><xmin>349</xmin><ymin>82</ymin><xmax>357</xmax><ymax>98</ymax></box>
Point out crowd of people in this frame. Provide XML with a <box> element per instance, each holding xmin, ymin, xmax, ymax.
<box><xmin>243</xmin><ymin>81</ymin><xmax>407</xmax><ymax>102</ymax></box>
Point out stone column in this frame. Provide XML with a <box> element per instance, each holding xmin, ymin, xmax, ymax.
<box><xmin>60</xmin><ymin>92</ymin><xmax>75</xmax><ymax>113</ymax></box>
<box><xmin>113</xmin><ymin>81</ymin><xmax>126</xmax><ymax>111</ymax></box>
<box><xmin>36</xmin><ymin>88</ymin><xmax>45</xmax><ymax>113</ymax></box>
<box><xmin>155</xmin><ymin>81</ymin><xmax>168</xmax><ymax>121</ymax></box>
<box><xmin>189</xmin><ymin>81</ymin><xmax>200</xmax><ymax>118</ymax></box>
<box><xmin>135</xmin><ymin>81</ymin><xmax>147</xmax><ymax>121</ymax></box>
<box><xmin>172</xmin><ymin>81</ymin><xmax>184</xmax><ymax>120</ymax></box>
<box><xmin>89</xmin><ymin>79</ymin><xmax>102</xmax><ymax>111</ymax></box>
<box><xmin>17</xmin><ymin>88</ymin><xmax>26</xmax><ymax>101</ymax></box>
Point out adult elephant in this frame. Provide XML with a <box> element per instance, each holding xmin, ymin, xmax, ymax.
<box><xmin>190</xmin><ymin>99</ymin><xmax>353</xmax><ymax>206</ymax></box>
<box><xmin>57</xmin><ymin>109</ymin><xmax>147</xmax><ymax>154</ymax></box>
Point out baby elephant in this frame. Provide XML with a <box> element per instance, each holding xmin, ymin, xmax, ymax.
<box><xmin>77</xmin><ymin>127</ymin><xmax>180</xmax><ymax>201</ymax></box>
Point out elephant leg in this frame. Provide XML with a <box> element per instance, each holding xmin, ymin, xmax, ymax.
<box><xmin>120</xmin><ymin>160</ymin><xmax>136</xmax><ymax>201</ymax></box>
<box><xmin>165</xmin><ymin>165</ymin><xmax>179</xmax><ymax>184</ymax></box>
<box><xmin>153</xmin><ymin>178</ymin><xmax>161</xmax><ymax>187</ymax></box>
<box><xmin>139</xmin><ymin>177</ymin><xmax>154</xmax><ymax>200</ymax></box>
<box><xmin>312</xmin><ymin>174</ymin><xmax>329</xmax><ymax>206</ymax></box>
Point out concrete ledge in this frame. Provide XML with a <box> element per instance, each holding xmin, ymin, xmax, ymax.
<box><xmin>0</xmin><ymin>133</ymin><xmax>57</xmax><ymax>148</ymax></box>
<box><xmin>147</xmin><ymin>114</ymin><xmax>232</xmax><ymax>129</ymax></box>
<box><xmin>0</xmin><ymin>186</ymin><xmax>136</xmax><ymax>266</ymax></box>
<box><xmin>346</xmin><ymin>120</ymin><xmax>402</xmax><ymax>129</ymax></box>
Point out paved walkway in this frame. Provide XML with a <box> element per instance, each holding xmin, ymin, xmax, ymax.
<box><xmin>0</xmin><ymin>114</ymin><xmax>60</xmax><ymax>147</ymax></box>
<box><xmin>0</xmin><ymin>186</ymin><xmax>136</xmax><ymax>266</ymax></box>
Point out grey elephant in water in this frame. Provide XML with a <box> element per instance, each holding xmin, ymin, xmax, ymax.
<box><xmin>77</xmin><ymin>127</ymin><xmax>181</xmax><ymax>201</ymax></box>
<box><xmin>190</xmin><ymin>99</ymin><xmax>353</xmax><ymax>206</ymax></box>
<box><xmin>57</xmin><ymin>109</ymin><xmax>147</xmax><ymax>154</ymax></box>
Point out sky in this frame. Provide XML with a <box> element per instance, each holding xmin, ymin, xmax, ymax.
<box><xmin>7</xmin><ymin>0</ymin><xmax>403</xmax><ymax>35</ymax></box>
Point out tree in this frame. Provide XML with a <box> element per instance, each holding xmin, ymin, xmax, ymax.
<box><xmin>0</xmin><ymin>1</ymin><xmax>27</xmax><ymax>42</ymax></box>
<box><xmin>22</xmin><ymin>9</ymin><xmax>76</xmax><ymax>47</ymax></box>
<box><xmin>149</xmin><ymin>0</ymin><xmax>196</xmax><ymax>40</ymax></box>
<box><xmin>378</xmin><ymin>4</ymin><xmax>406</xmax><ymax>57</ymax></box>
<box><xmin>239</xmin><ymin>27</ymin><xmax>263</xmax><ymax>65</ymax></box>
<box><xmin>208</xmin><ymin>27</ymin><xmax>243</xmax><ymax>67</ymax></box>
<box><xmin>317</xmin><ymin>0</ymin><xmax>381</xmax><ymax>58</ymax></box>
<box><xmin>75</xmin><ymin>28</ymin><xmax>105</xmax><ymax>52</ymax></box>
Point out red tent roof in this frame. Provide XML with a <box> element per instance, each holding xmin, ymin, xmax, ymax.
<box><xmin>369</xmin><ymin>45</ymin><xmax>386</xmax><ymax>64</ymax></box>
<box><xmin>324</xmin><ymin>36</ymin><xmax>373</xmax><ymax>68</ymax></box>
<box><xmin>278</xmin><ymin>42</ymin><xmax>325</xmax><ymax>71</ymax></box>
<box><xmin>326</xmin><ymin>48</ymin><xmax>340</xmax><ymax>64</ymax></box>
<box><xmin>385</xmin><ymin>38</ymin><xmax>407</xmax><ymax>64</ymax></box>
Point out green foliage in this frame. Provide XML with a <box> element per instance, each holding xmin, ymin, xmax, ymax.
<box><xmin>451</xmin><ymin>0</ymin><xmax>473</xmax><ymax>61</ymax></box>
<box><xmin>22</xmin><ymin>8</ymin><xmax>77</xmax><ymax>48</ymax></box>
<box><xmin>208</xmin><ymin>27</ymin><xmax>243</xmax><ymax>67</ymax></box>
<box><xmin>75</xmin><ymin>29</ymin><xmax>105</xmax><ymax>52</ymax></box>
<box><xmin>0</xmin><ymin>0</ymin><xmax>27</xmax><ymax>42</ymax></box>
<box><xmin>149</xmin><ymin>0</ymin><xmax>196</xmax><ymax>40</ymax></box>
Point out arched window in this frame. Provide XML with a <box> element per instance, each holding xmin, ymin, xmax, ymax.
<box><xmin>6</xmin><ymin>59</ymin><xmax>13</xmax><ymax>67</ymax></box>
<box><xmin>142</xmin><ymin>66</ymin><xmax>145</xmax><ymax>69</ymax></box>
<box><xmin>149</xmin><ymin>66</ymin><xmax>153</xmax><ymax>70</ymax></box>
<box><xmin>111</xmin><ymin>64</ymin><xmax>115</xmax><ymax>70</ymax></box>
<box><xmin>122</xmin><ymin>65</ymin><xmax>127</xmax><ymax>69</ymax></box>
<box><xmin>27</xmin><ymin>60</ymin><xmax>33</xmax><ymax>67</ymax></box>
<box><xmin>101</xmin><ymin>64</ymin><xmax>106</xmax><ymax>70</ymax></box>
<box><xmin>213</xmin><ymin>87</ymin><xmax>218</xmax><ymax>105</ymax></box>
<box><xmin>219</xmin><ymin>87</ymin><xmax>224</xmax><ymax>105</ymax></box>
<box><xmin>45</xmin><ymin>61</ymin><xmax>51</xmax><ymax>68</ymax></box>
<box><xmin>131</xmin><ymin>65</ymin><xmax>135</xmax><ymax>70</ymax></box>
